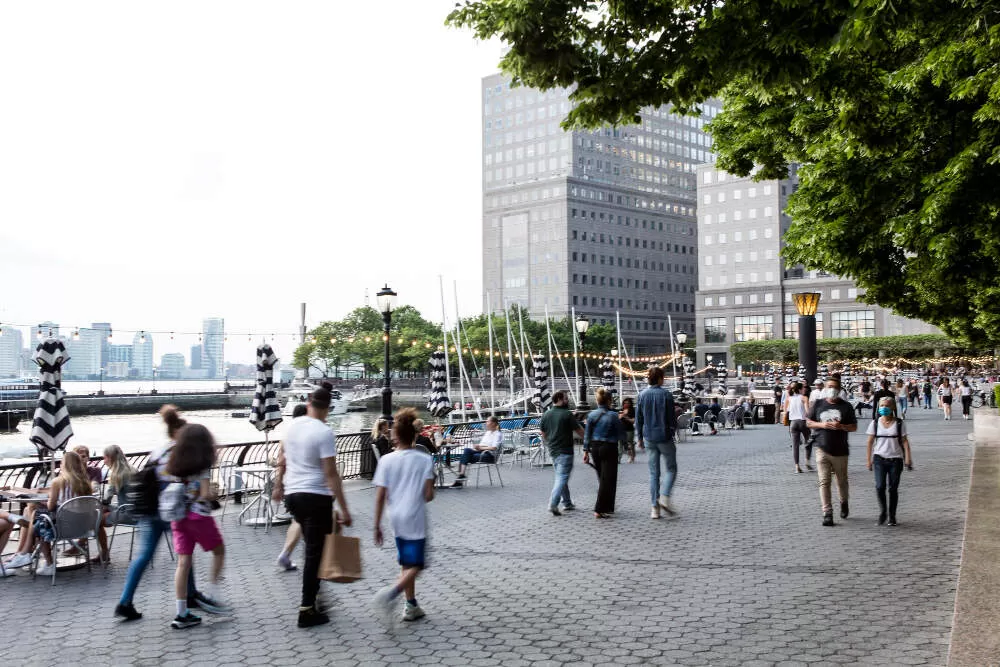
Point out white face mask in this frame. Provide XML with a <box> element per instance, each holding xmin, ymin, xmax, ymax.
<box><xmin>822</xmin><ymin>388</ymin><xmax>837</xmax><ymax>400</ymax></box>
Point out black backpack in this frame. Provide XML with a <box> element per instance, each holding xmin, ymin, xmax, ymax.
<box><xmin>125</xmin><ymin>462</ymin><xmax>161</xmax><ymax>516</ymax></box>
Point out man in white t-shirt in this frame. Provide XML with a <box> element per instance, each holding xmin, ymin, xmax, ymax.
<box><xmin>273</xmin><ymin>387</ymin><xmax>351</xmax><ymax>628</ymax></box>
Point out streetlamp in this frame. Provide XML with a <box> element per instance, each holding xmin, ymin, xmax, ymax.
<box><xmin>151</xmin><ymin>366</ymin><xmax>158</xmax><ymax>395</ymax></box>
<box><xmin>675</xmin><ymin>330</ymin><xmax>688</xmax><ymax>393</ymax></box>
<box><xmin>793</xmin><ymin>292</ymin><xmax>821</xmax><ymax>387</ymax></box>
<box><xmin>98</xmin><ymin>368</ymin><xmax>104</xmax><ymax>396</ymax></box>
<box><xmin>575</xmin><ymin>314</ymin><xmax>591</xmax><ymax>410</ymax></box>
<box><xmin>376</xmin><ymin>284</ymin><xmax>398</xmax><ymax>422</ymax></box>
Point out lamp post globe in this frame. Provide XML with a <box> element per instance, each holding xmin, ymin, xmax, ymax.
<box><xmin>575</xmin><ymin>315</ymin><xmax>591</xmax><ymax>410</ymax></box>
<box><xmin>376</xmin><ymin>284</ymin><xmax>398</xmax><ymax>422</ymax></box>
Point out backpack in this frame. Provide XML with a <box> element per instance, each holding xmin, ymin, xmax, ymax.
<box><xmin>124</xmin><ymin>463</ymin><xmax>161</xmax><ymax>516</ymax></box>
<box><xmin>158</xmin><ymin>481</ymin><xmax>190</xmax><ymax>522</ymax></box>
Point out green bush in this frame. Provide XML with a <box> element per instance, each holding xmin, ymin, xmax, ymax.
<box><xmin>993</xmin><ymin>385</ymin><xmax>1000</xmax><ymax>411</ymax></box>
<box><xmin>730</xmin><ymin>334</ymin><xmax>966</xmax><ymax>365</ymax></box>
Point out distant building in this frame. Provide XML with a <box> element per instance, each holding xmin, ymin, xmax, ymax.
<box><xmin>0</xmin><ymin>327</ymin><xmax>24</xmax><ymax>378</ymax></box>
<box><xmin>36</xmin><ymin>321</ymin><xmax>59</xmax><ymax>340</ymax></box>
<box><xmin>106</xmin><ymin>362</ymin><xmax>130</xmax><ymax>378</ymax></box>
<box><xmin>91</xmin><ymin>323</ymin><xmax>112</xmax><ymax>369</ymax></box>
<box><xmin>64</xmin><ymin>329</ymin><xmax>102</xmax><ymax>379</ymax></box>
<box><xmin>108</xmin><ymin>344</ymin><xmax>132</xmax><ymax>365</ymax></box>
<box><xmin>159</xmin><ymin>353</ymin><xmax>186</xmax><ymax>379</ymax></box>
<box><xmin>130</xmin><ymin>332</ymin><xmax>154</xmax><ymax>379</ymax></box>
<box><xmin>202</xmin><ymin>318</ymin><xmax>224</xmax><ymax>379</ymax></box>
<box><xmin>694</xmin><ymin>164</ymin><xmax>939</xmax><ymax>368</ymax></box>
<box><xmin>190</xmin><ymin>345</ymin><xmax>202</xmax><ymax>370</ymax></box>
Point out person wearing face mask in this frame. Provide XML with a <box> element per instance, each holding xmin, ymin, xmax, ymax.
<box><xmin>865</xmin><ymin>397</ymin><xmax>913</xmax><ymax>526</ymax></box>
<box><xmin>806</xmin><ymin>377</ymin><xmax>859</xmax><ymax>527</ymax></box>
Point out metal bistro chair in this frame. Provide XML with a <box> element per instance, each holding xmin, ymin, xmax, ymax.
<box><xmin>742</xmin><ymin>406</ymin><xmax>756</xmax><ymax>428</ymax></box>
<box><xmin>467</xmin><ymin>442</ymin><xmax>505</xmax><ymax>488</ymax></box>
<box><xmin>31</xmin><ymin>496</ymin><xmax>104</xmax><ymax>585</ymax></box>
<box><xmin>108</xmin><ymin>502</ymin><xmax>140</xmax><ymax>561</ymax></box>
<box><xmin>675</xmin><ymin>414</ymin><xmax>690</xmax><ymax>442</ymax></box>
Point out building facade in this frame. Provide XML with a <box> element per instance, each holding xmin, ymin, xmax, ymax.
<box><xmin>64</xmin><ymin>329</ymin><xmax>102</xmax><ymax>379</ymax></box>
<box><xmin>190</xmin><ymin>344</ymin><xmax>202</xmax><ymax>370</ymax></box>
<box><xmin>0</xmin><ymin>327</ymin><xmax>24</xmax><ymax>378</ymax></box>
<box><xmin>91</xmin><ymin>323</ymin><xmax>112</xmax><ymax>369</ymax></box>
<box><xmin>202</xmin><ymin>318</ymin><xmax>224</xmax><ymax>379</ymax></box>
<box><xmin>130</xmin><ymin>332</ymin><xmax>154</xmax><ymax>379</ymax></box>
<box><xmin>694</xmin><ymin>164</ymin><xmax>939</xmax><ymax>368</ymax></box>
<box><xmin>481</xmin><ymin>74</ymin><xmax>718</xmax><ymax>352</ymax></box>
<box><xmin>159</xmin><ymin>353</ymin><xmax>186</xmax><ymax>379</ymax></box>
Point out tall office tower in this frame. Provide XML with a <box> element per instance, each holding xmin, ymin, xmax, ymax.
<box><xmin>190</xmin><ymin>345</ymin><xmax>202</xmax><ymax>370</ymax></box>
<box><xmin>159</xmin><ymin>353</ymin><xmax>186</xmax><ymax>379</ymax></box>
<box><xmin>0</xmin><ymin>327</ymin><xmax>24</xmax><ymax>377</ymax></box>
<box><xmin>481</xmin><ymin>74</ymin><xmax>718</xmax><ymax>352</ymax></box>
<box><xmin>64</xmin><ymin>328</ymin><xmax>102</xmax><ymax>379</ymax></box>
<box><xmin>202</xmin><ymin>318</ymin><xmax>225</xmax><ymax>379</ymax></box>
<box><xmin>130</xmin><ymin>331</ymin><xmax>154</xmax><ymax>379</ymax></box>
<box><xmin>91</xmin><ymin>323</ymin><xmax>112</xmax><ymax>369</ymax></box>
<box><xmin>694</xmin><ymin>164</ymin><xmax>939</xmax><ymax>367</ymax></box>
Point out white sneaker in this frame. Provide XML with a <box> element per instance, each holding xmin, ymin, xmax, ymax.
<box><xmin>371</xmin><ymin>585</ymin><xmax>398</xmax><ymax>625</ymax></box>
<box><xmin>6</xmin><ymin>552</ymin><xmax>32</xmax><ymax>569</ymax></box>
<box><xmin>403</xmin><ymin>602</ymin><xmax>425</xmax><ymax>622</ymax></box>
<box><xmin>662</xmin><ymin>497</ymin><xmax>679</xmax><ymax>518</ymax></box>
<box><xmin>650</xmin><ymin>506</ymin><xmax>660</xmax><ymax>519</ymax></box>
<box><xmin>276</xmin><ymin>554</ymin><xmax>297</xmax><ymax>571</ymax></box>
<box><xmin>36</xmin><ymin>562</ymin><xmax>54</xmax><ymax>576</ymax></box>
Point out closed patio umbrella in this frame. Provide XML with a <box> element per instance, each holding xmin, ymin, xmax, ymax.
<box><xmin>717</xmin><ymin>362</ymin><xmax>728</xmax><ymax>394</ymax></box>
<box><xmin>427</xmin><ymin>351</ymin><xmax>453</xmax><ymax>418</ymax></box>
<box><xmin>249</xmin><ymin>344</ymin><xmax>283</xmax><ymax>432</ymax></box>
<box><xmin>599</xmin><ymin>357</ymin><xmax>616</xmax><ymax>403</ymax></box>
<box><xmin>30</xmin><ymin>337</ymin><xmax>73</xmax><ymax>470</ymax></box>
<box><xmin>532</xmin><ymin>354</ymin><xmax>552</xmax><ymax>411</ymax></box>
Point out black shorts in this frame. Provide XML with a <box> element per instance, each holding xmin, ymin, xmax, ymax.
<box><xmin>941</xmin><ymin>395</ymin><xmax>952</xmax><ymax>405</ymax></box>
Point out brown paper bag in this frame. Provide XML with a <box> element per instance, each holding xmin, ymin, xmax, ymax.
<box><xmin>318</xmin><ymin>524</ymin><xmax>362</xmax><ymax>583</ymax></box>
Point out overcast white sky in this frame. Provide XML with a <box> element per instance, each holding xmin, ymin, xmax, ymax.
<box><xmin>0</xmin><ymin>2</ymin><xmax>503</xmax><ymax>364</ymax></box>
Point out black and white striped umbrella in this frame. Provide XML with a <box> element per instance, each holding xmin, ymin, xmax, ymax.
<box><xmin>818</xmin><ymin>363</ymin><xmax>828</xmax><ymax>383</ymax></box>
<box><xmin>533</xmin><ymin>354</ymin><xmax>553</xmax><ymax>411</ymax></box>
<box><xmin>249</xmin><ymin>344</ymin><xmax>283</xmax><ymax>432</ymax></box>
<box><xmin>682</xmin><ymin>357</ymin><xmax>695</xmax><ymax>395</ymax></box>
<box><xmin>600</xmin><ymin>357</ymin><xmax>616</xmax><ymax>398</ymax></box>
<box><xmin>427</xmin><ymin>351</ymin><xmax>453</xmax><ymax>418</ymax></box>
<box><xmin>766</xmin><ymin>364</ymin><xmax>776</xmax><ymax>388</ymax></box>
<box><xmin>30</xmin><ymin>337</ymin><xmax>73</xmax><ymax>454</ymax></box>
<box><xmin>717</xmin><ymin>362</ymin><xmax>728</xmax><ymax>394</ymax></box>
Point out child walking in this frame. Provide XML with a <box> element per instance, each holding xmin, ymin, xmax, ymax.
<box><xmin>165</xmin><ymin>423</ymin><xmax>229</xmax><ymax>629</ymax></box>
<box><xmin>371</xmin><ymin>408</ymin><xmax>436</xmax><ymax>623</ymax></box>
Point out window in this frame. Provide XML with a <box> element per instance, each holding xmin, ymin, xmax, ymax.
<box><xmin>763</xmin><ymin>184</ymin><xmax>772</xmax><ymax>195</ymax></box>
<box><xmin>704</xmin><ymin>297</ymin><xmax>713</xmax><ymax>307</ymax></box>
<box><xmin>718</xmin><ymin>213</ymin><xmax>727</xmax><ymax>223</ymax></box>
<box><xmin>749</xmin><ymin>229</ymin><xmax>758</xmax><ymax>240</ymax></box>
<box><xmin>703</xmin><ymin>171</ymin><xmax>713</xmax><ymax>184</ymax></box>
<box><xmin>733</xmin><ymin>210</ymin><xmax>742</xmax><ymax>221</ymax></box>
<box><xmin>764</xmin><ymin>228</ymin><xmax>773</xmax><ymax>239</ymax></box>
<box><xmin>734</xmin><ymin>315</ymin><xmax>774</xmax><ymax>341</ymax></box>
<box><xmin>718</xmin><ymin>233</ymin><xmax>727</xmax><ymax>244</ymax></box>
<box><xmin>749</xmin><ymin>208</ymin><xmax>757</xmax><ymax>219</ymax></box>
<box><xmin>734</xmin><ymin>231</ymin><xmax>742</xmax><ymax>242</ymax></box>
<box><xmin>705</xmin><ymin>256</ymin><xmax>713</xmax><ymax>266</ymax></box>
<box><xmin>704</xmin><ymin>317</ymin><xmax>726</xmax><ymax>343</ymax></box>
<box><xmin>733</xmin><ymin>189</ymin><xmax>742</xmax><ymax>200</ymax></box>
<box><xmin>748</xmin><ymin>187</ymin><xmax>757</xmax><ymax>198</ymax></box>
<box><xmin>703</xmin><ymin>194</ymin><xmax>711</xmax><ymax>205</ymax></box>
<box><xmin>764</xmin><ymin>206</ymin><xmax>773</xmax><ymax>218</ymax></box>
<box><xmin>848</xmin><ymin>288</ymin><xmax>858</xmax><ymax>299</ymax></box>
<box><xmin>784</xmin><ymin>313</ymin><xmax>824</xmax><ymax>339</ymax></box>
<box><xmin>718</xmin><ymin>254</ymin><xmax>727</xmax><ymax>264</ymax></box>
<box><xmin>832</xmin><ymin>310</ymin><xmax>875</xmax><ymax>338</ymax></box>
<box><xmin>717</xmin><ymin>192</ymin><xmax>726</xmax><ymax>203</ymax></box>
<box><xmin>749</xmin><ymin>294</ymin><xmax>758</xmax><ymax>304</ymax></box>
<box><xmin>718</xmin><ymin>296</ymin><xmax>727</xmax><ymax>306</ymax></box>
<box><xmin>734</xmin><ymin>295</ymin><xmax>743</xmax><ymax>305</ymax></box>
<box><xmin>765</xmin><ymin>271</ymin><xmax>774</xmax><ymax>282</ymax></box>
<box><xmin>831</xmin><ymin>289</ymin><xmax>841</xmax><ymax>300</ymax></box>
<box><xmin>764</xmin><ymin>293</ymin><xmax>774</xmax><ymax>303</ymax></box>
<box><xmin>704</xmin><ymin>214</ymin><xmax>712</xmax><ymax>225</ymax></box>
<box><xmin>734</xmin><ymin>252</ymin><xmax>743</xmax><ymax>263</ymax></box>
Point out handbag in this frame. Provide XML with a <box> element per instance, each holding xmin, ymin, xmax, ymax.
<box><xmin>319</xmin><ymin>521</ymin><xmax>363</xmax><ymax>583</ymax></box>
<box><xmin>781</xmin><ymin>410</ymin><xmax>790</xmax><ymax>426</ymax></box>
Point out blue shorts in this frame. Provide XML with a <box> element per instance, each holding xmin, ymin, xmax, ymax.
<box><xmin>395</xmin><ymin>537</ymin><xmax>426</xmax><ymax>569</ymax></box>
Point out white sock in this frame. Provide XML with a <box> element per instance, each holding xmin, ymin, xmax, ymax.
<box><xmin>176</xmin><ymin>600</ymin><xmax>187</xmax><ymax>617</ymax></box>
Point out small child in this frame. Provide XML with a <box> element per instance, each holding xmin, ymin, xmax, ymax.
<box><xmin>371</xmin><ymin>408</ymin><xmax>436</xmax><ymax>623</ymax></box>
<box><xmin>165</xmin><ymin>423</ymin><xmax>230</xmax><ymax>629</ymax></box>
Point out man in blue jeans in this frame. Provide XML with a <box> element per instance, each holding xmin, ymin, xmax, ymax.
<box><xmin>636</xmin><ymin>366</ymin><xmax>679</xmax><ymax>519</ymax></box>
<box><xmin>540</xmin><ymin>391</ymin><xmax>584</xmax><ymax>516</ymax></box>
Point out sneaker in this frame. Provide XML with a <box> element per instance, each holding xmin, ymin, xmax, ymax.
<box><xmin>878</xmin><ymin>511</ymin><xmax>888</xmax><ymax>526</ymax></box>
<box><xmin>562</xmin><ymin>504</ymin><xmax>576</xmax><ymax>511</ymax></box>
<box><xmin>114</xmin><ymin>603</ymin><xmax>143</xmax><ymax>622</ymax></box>
<box><xmin>660</xmin><ymin>496</ymin><xmax>678</xmax><ymax>518</ymax></box>
<box><xmin>822</xmin><ymin>514</ymin><xmax>835</xmax><ymax>527</ymax></box>
<box><xmin>650</xmin><ymin>506</ymin><xmax>660</xmax><ymax>519</ymax></box>
<box><xmin>840</xmin><ymin>501</ymin><xmax>849</xmax><ymax>519</ymax></box>
<box><xmin>888</xmin><ymin>517</ymin><xmax>898</xmax><ymax>527</ymax></box>
<box><xmin>372</xmin><ymin>585</ymin><xmax>399</xmax><ymax>625</ymax></box>
<box><xmin>170</xmin><ymin>612</ymin><xmax>202</xmax><ymax>629</ymax></box>
<box><xmin>36</xmin><ymin>562</ymin><xmax>54</xmax><ymax>576</ymax></box>
<box><xmin>806</xmin><ymin>463</ymin><xmax>814</xmax><ymax>471</ymax></box>
<box><xmin>5</xmin><ymin>552</ymin><xmax>32</xmax><ymax>569</ymax></box>
<box><xmin>795</xmin><ymin>465</ymin><xmax>803</xmax><ymax>474</ymax></box>
<box><xmin>297</xmin><ymin>605</ymin><xmax>330</xmax><ymax>628</ymax></box>
<box><xmin>277</xmin><ymin>554</ymin><xmax>297</xmax><ymax>571</ymax></box>
<box><xmin>189</xmin><ymin>592</ymin><xmax>231</xmax><ymax>615</ymax></box>
<box><xmin>403</xmin><ymin>602</ymin><xmax>425</xmax><ymax>622</ymax></box>
<box><xmin>549</xmin><ymin>507</ymin><xmax>561</xmax><ymax>516</ymax></box>
<box><xmin>450</xmin><ymin>479</ymin><xmax>465</xmax><ymax>488</ymax></box>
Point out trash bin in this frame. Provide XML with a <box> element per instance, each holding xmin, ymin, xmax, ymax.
<box><xmin>359</xmin><ymin>443</ymin><xmax>377</xmax><ymax>480</ymax></box>
<box><xmin>760</xmin><ymin>403</ymin><xmax>776</xmax><ymax>424</ymax></box>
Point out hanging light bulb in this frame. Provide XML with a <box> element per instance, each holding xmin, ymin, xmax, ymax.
<box><xmin>382</xmin><ymin>335</ymin><xmax>388</xmax><ymax>342</ymax></box>
<box><xmin>72</xmin><ymin>329</ymin><xmax>80</xmax><ymax>341</ymax></box>
<box><xmin>140</xmin><ymin>331</ymin><xmax>146</xmax><ymax>344</ymax></box>
<box><xmin>329</xmin><ymin>336</ymin><xmax>336</xmax><ymax>344</ymax></box>
<box><xmin>310</xmin><ymin>335</ymin><xmax>317</xmax><ymax>344</ymax></box>
<box><xmin>0</xmin><ymin>323</ymin><xmax>3</xmax><ymax>335</ymax></box>
<box><xmin>170</xmin><ymin>332</ymin><xmax>175</xmax><ymax>340</ymax></box>
<box><xmin>364</xmin><ymin>336</ymin><xmax>372</xmax><ymax>343</ymax></box>
<box><xmin>107</xmin><ymin>329</ymin><xmax>113</xmax><ymax>342</ymax></box>
<box><xmin>36</xmin><ymin>326</ymin><xmax>43</xmax><ymax>340</ymax></box>
<box><xmin>198</xmin><ymin>332</ymin><xmax>203</xmax><ymax>343</ymax></box>
<box><xmin>397</xmin><ymin>338</ymin><xmax>404</xmax><ymax>345</ymax></box>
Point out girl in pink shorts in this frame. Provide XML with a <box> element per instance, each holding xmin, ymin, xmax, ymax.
<box><xmin>166</xmin><ymin>424</ymin><xmax>228</xmax><ymax>629</ymax></box>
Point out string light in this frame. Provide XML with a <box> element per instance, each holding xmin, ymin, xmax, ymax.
<box><xmin>72</xmin><ymin>329</ymin><xmax>80</xmax><ymax>341</ymax></box>
<box><xmin>139</xmin><ymin>331</ymin><xmax>146</xmax><ymax>344</ymax></box>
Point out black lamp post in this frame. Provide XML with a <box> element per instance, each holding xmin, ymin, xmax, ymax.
<box><xmin>675</xmin><ymin>330</ymin><xmax>688</xmax><ymax>392</ymax></box>
<box><xmin>376</xmin><ymin>284</ymin><xmax>398</xmax><ymax>422</ymax></box>
<box><xmin>793</xmin><ymin>292</ymin><xmax>821</xmax><ymax>387</ymax></box>
<box><xmin>576</xmin><ymin>314</ymin><xmax>591</xmax><ymax>410</ymax></box>
<box><xmin>98</xmin><ymin>368</ymin><xmax>104</xmax><ymax>396</ymax></box>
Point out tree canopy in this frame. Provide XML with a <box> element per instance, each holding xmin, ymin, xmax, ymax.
<box><xmin>446</xmin><ymin>0</ymin><xmax>1000</xmax><ymax>345</ymax></box>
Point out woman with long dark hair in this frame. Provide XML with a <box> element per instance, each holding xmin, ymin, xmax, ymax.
<box><xmin>787</xmin><ymin>382</ymin><xmax>811</xmax><ymax>473</ymax></box>
<box><xmin>619</xmin><ymin>398</ymin><xmax>636</xmax><ymax>464</ymax></box>
<box><xmin>583</xmin><ymin>387</ymin><xmax>624</xmax><ymax>519</ymax></box>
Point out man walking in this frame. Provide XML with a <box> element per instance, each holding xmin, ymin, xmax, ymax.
<box><xmin>636</xmin><ymin>367</ymin><xmax>679</xmax><ymax>519</ymax></box>
<box><xmin>540</xmin><ymin>391</ymin><xmax>584</xmax><ymax>516</ymax></box>
<box><xmin>806</xmin><ymin>377</ymin><xmax>858</xmax><ymax>526</ymax></box>
<box><xmin>273</xmin><ymin>387</ymin><xmax>353</xmax><ymax>627</ymax></box>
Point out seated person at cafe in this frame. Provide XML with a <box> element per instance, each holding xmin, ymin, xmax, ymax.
<box><xmin>451</xmin><ymin>416</ymin><xmax>502</xmax><ymax>486</ymax></box>
<box><xmin>413</xmin><ymin>419</ymin><xmax>439</xmax><ymax>454</ymax></box>
<box><xmin>1</xmin><ymin>485</ymin><xmax>51</xmax><ymax>569</ymax></box>
<box><xmin>692</xmin><ymin>399</ymin><xmax>719</xmax><ymax>436</ymax></box>
<box><xmin>74</xmin><ymin>445</ymin><xmax>103</xmax><ymax>486</ymax></box>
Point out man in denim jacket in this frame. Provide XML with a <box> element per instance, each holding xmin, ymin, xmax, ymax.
<box><xmin>636</xmin><ymin>366</ymin><xmax>679</xmax><ymax>519</ymax></box>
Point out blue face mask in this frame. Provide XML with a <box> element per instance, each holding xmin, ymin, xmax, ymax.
<box><xmin>878</xmin><ymin>407</ymin><xmax>893</xmax><ymax>417</ymax></box>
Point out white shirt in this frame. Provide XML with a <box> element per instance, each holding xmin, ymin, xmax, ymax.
<box><xmin>478</xmin><ymin>429</ymin><xmax>503</xmax><ymax>451</ymax></box>
<box><xmin>960</xmin><ymin>385</ymin><xmax>972</xmax><ymax>396</ymax></box>
<box><xmin>282</xmin><ymin>416</ymin><xmax>337</xmax><ymax>496</ymax></box>
<box><xmin>809</xmin><ymin>388</ymin><xmax>824</xmax><ymax>404</ymax></box>
<box><xmin>866</xmin><ymin>418</ymin><xmax>906</xmax><ymax>459</ymax></box>
<box><xmin>373</xmin><ymin>448</ymin><xmax>435</xmax><ymax>540</ymax></box>
<box><xmin>787</xmin><ymin>394</ymin><xmax>808</xmax><ymax>421</ymax></box>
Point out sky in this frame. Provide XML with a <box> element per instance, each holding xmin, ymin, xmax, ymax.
<box><xmin>0</xmin><ymin>1</ymin><xmax>503</xmax><ymax>364</ymax></box>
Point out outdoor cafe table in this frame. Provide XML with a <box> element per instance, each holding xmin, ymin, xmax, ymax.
<box><xmin>233</xmin><ymin>465</ymin><xmax>289</xmax><ymax>533</ymax></box>
<box><xmin>1</xmin><ymin>491</ymin><xmax>92</xmax><ymax>572</ymax></box>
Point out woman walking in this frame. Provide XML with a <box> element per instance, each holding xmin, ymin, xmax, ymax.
<box><xmin>938</xmin><ymin>378</ymin><xmax>954</xmax><ymax>420</ymax></box>
<box><xmin>619</xmin><ymin>398</ymin><xmax>636</xmax><ymax>464</ymax></box>
<box><xmin>787</xmin><ymin>382</ymin><xmax>811</xmax><ymax>473</ymax></box>
<box><xmin>865</xmin><ymin>397</ymin><xmax>912</xmax><ymax>526</ymax></box>
<box><xmin>895</xmin><ymin>379</ymin><xmax>908</xmax><ymax>418</ymax></box>
<box><xmin>959</xmin><ymin>379</ymin><xmax>973</xmax><ymax>420</ymax></box>
<box><xmin>583</xmin><ymin>388</ymin><xmax>623</xmax><ymax>519</ymax></box>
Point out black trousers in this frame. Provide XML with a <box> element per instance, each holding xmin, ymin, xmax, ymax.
<box><xmin>591</xmin><ymin>441</ymin><xmax>619</xmax><ymax>514</ymax></box>
<box><xmin>284</xmin><ymin>493</ymin><xmax>334</xmax><ymax>608</ymax></box>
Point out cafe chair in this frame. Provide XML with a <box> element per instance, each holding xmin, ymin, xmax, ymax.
<box><xmin>31</xmin><ymin>496</ymin><xmax>104</xmax><ymax>586</ymax></box>
<box><xmin>108</xmin><ymin>503</ymin><xmax>139</xmax><ymax>561</ymax></box>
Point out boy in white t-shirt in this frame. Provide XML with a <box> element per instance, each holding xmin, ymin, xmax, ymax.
<box><xmin>372</xmin><ymin>408</ymin><xmax>436</xmax><ymax>623</ymax></box>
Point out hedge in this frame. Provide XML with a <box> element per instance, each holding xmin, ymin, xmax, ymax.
<box><xmin>729</xmin><ymin>334</ymin><xmax>968</xmax><ymax>365</ymax></box>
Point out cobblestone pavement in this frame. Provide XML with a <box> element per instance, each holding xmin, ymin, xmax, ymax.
<box><xmin>0</xmin><ymin>408</ymin><xmax>974</xmax><ymax>666</ymax></box>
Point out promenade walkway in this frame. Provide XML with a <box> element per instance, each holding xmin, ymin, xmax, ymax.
<box><xmin>0</xmin><ymin>408</ymin><xmax>976</xmax><ymax>666</ymax></box>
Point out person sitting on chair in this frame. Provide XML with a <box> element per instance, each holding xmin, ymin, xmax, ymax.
<box><xmin>708</xmin><ymin>397</ymin><xmax>723</xmax><ymax>431</ymax></box>
<box><xmin>451</xmin><ymin>416</ymin><xmax>502</xmax><ymax>486</ymax></box>
<box><xmin>692</xmin><ymin>400</ymin><xmax>719</xmax><ymax>436</ymax></box>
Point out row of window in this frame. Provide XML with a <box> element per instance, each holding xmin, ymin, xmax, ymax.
<box><xmin>704</xmin><ymin>228</ymin><xmax>775</xmax><ymax>245</ymax></box>
<box><xmin>702</xmin><ymin>311</ymin><xmax>876</xmax><ymax>342</ymax></box>
<box><xmin>703</xmin><ymin>288</ymin><xmax>860</xmax><ymax>307</ymax></box>
<box><xmin>571</xmin><ymin>294</ymin><xmax>693</xmax><ymax>313</ymax></box>
<box><xmin>569</xmin><ymin>186</ymin><xmax>698</xmax><ymax>218</ymax></box>
<box><xmin>572</xmin><ymin>230</ymin><xmax>693</xmax><ymax>255</ymax></box>
<box><xmin>571</xmin><ymin>253</ymin><xmax>692</xmax><ymax>274</ymax></box>
<box><xmin>701</xmin><ymin>186</ymin><xmax>773</xmax><ymax>204</ymax></box>
<box><xmin>704</xmin><ymin>246</ymin><xmax>777</xmax><ymax>267</ymax></box>
<box><xmin>702</xmin><ymin>208</ymin><xmax>773</xmax><ymax>224</ymax></box>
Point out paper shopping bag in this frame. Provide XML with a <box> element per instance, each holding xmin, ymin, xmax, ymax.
<box><xmin>319</xmin><ymin>526</ymin><xmax>363</xmax><ymax>583</ymax></box>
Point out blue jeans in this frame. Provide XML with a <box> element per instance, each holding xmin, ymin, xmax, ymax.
<box><xmin>896</xmin><ymin>396</ymin><xmax>908</xmax><ymax>414</ymax></box>
<box><xmin>923</xmin><ymin>393</ymin><xmax>931</xmax><ymax>408</ymax></box>
<box><xmin>119</xmin><ymin>516</ymin><xmax>194</xmax><ymax>606</ymax></box>
<box><xmin>548</xmin><ymin>453</ymin><xmax>574</xmax><ymax>509</ymax></box>
<box><xmin>873</xmin><ymin>455</ymin><xmax>904</xmax><ymax>517</ymax></box>
<box><xmin>646</xmin><ymin>440</ymin><xmax>677</xmax><ymax>504</ymax></box>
